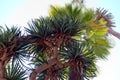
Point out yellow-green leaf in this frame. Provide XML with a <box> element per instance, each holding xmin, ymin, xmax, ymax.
<box><xmin>98</xmin><ymin>18</ymin><xmax>107</xmax><ymax>26</ymax></box>
<box><xmin>95</xmin><ymin>27</ymin><xmax>108</xmax><ymax>36</ymax></box>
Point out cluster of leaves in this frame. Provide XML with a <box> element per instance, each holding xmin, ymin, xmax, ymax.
<box><xmin>0</xmin><ymin>3</ymin><xmax>113</xmax><ymax>80</ymax></box>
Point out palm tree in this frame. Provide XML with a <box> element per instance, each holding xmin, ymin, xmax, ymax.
<box><xmin>27</xmin><ymin>4</ymin><xmax>111</xmax><ymax>80</ymax></box>
<box><xmin>0</xmin><ymin>26</ymin><xmax>28</xmax><ymax>80</ymax></box>
<box><xmin>95</xmin><ymin>8</ymin><xmax>120</xmax><ymax>39</ymax></box>
<box><xmin>26</xmin><ymin>4</ymin><xmax>83</xmax><ymax>79</ymax></box>
<box><xmin>0</xmin><ymin>1</ymin><xmax>116</xmax><ymax>80</ymax></box>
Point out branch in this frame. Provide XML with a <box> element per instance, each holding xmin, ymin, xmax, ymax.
<box><xmin>54</xmin><ymin>61</ymin><xmax>73</xmax><ymax>71</ymax></box>
<box><xmin>108</xmin><ymin>27</ymin><xmax>120</xmax><ymax>39</ymax></box>
<box><xmin>29</xmin><ymin>58</ymin><xmax>57</xmax><ymax>80</ymax></box>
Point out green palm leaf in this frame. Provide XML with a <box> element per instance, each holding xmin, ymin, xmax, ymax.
<box><xmin>0</xmin><ymin>26</ymin><xmax>31</xmax><ymax>79</ymax></box>
<box><xmin>0</xmin><ymin>26</ymin><xmax>21</xmax><ymax>46</ymax></box>
<box><xmin>49</xmin><ymin>4</ymin><xmax>83</xmax><ymax>19</ymax></box>
<box><xmin>6</xmin><ymin>63</ymin><xmax>27</xmax><ymax>80</ymax></box>
<box><xmin>26</xmin><ymin>17</ymin><xmax>55</xmax><ymax>39</ymax></box>
<box><xmin>52</xmin><ymin>15</ymin><xmax>81</xmax><ymax>36</ymax></box>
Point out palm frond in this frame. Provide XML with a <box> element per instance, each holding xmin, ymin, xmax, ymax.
<box><xmin>86</xmin><ymin>34</ymin><xmax>112</xmax><ymax>59</ymax></box>
<box><xmin>6</xmin><ymin>63</ymin><xmax>27</xmax><ymax>80</ymax></box>
<box><xmin>50</xmin><ymin>4</ymin><xmax>83</xmax><ymax>36</ymax></box>
<box><xmin>52</xmin><ymin>15</ymin><xmax>81</xmax><ymax>36</ymax></box>
<box><xmin>0</xmin><ymin>26</ymin><xmax>21</xmax><ymax>45</ymax></box>
<box><xmin>96</xmin><ymin>8</ymin><xmax>115</xmax><ymax>27</ymax></box>
<box><xmin>26</xmin><ymin>17</ymin><xmax>55</xmax><ymax>39</ymax></box>
<box><xmin>81</xmin><ymin>9</ymin><xmax>95</xmax><ymax>24</ymax></box>
<box><xmin>49</xmin><ymin>4</ymin><xmax>83</xmax><ymax>19</ymax></box>
<box><xmin>0</xmin><ymin>26</ymin><xmax>31</xmax><ymax>70</ymax></box>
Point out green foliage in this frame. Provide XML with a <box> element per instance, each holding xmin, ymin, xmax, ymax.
<box><xmin>93</xmin><ymin>39</ymin><xmax>111</xmax><ymax>59</ymax></box>
<box><xmin>26</xmin><ymin>17</ymin><xmax>55</xmax><ymax>39</ymax></box>
<box><xmin>52</xmin><ymin>15</ymin><xmax>81</xmax><ymax>35</ymax></box>
<box><xmin>60</xmin><ymin>41</ymin><xmax>98</xmax><ymax>79</ymax></box>
<box><xmin>0</xmin><ymin>2</ymin><xmax>114</xmax><ymax>80</ymax></box>
<box><xmin>26</xmin><ymin>4</ymin><xmax>112</xmax><ymax>80</ymax></box>
<box><xmin>58</xmin><ymin>67</ymin><xmax>69</xmax><ymax>80</ymax></box>
<box><xmin>0</xmin><ymin>26</ymin><xmax>31</xmax><ymax>67</ymax></box>
<box><xmin>49</xmin><ymin>4</ymin><xmax>83</xmax><ymax>19</ymax></box>
<box><xmin>49</xmin><ymin>4</ymin><xmax>95</xmax><ymax>35</ymax></box>
<box><xmin>6</xmin><ymin>63</ymin><xmax>27</xmax><ymax>80</ymax></box>
<box><xmin>0</xmin><ymin>26</ymin><xmax>21</xmax><ymax>46</ymax></box>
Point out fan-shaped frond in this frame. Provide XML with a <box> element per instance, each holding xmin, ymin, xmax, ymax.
<box><xmin>86</xmin><ymin>31</ymin><xmax>112</xmax><ymax>59</ymax></box>
<box><xmin>49</xmin><ymin>4</ymin><xmax>83</xmax><ymax>19</ymax></box>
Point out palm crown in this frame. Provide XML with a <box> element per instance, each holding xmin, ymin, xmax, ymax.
<box><xmin>0</xmin><ymin>26</ymin><xmax>28</xmax><ymax>80</ymax></box>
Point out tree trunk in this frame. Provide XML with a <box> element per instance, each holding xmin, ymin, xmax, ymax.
<box><xmin>45</xmin><ymin>66</ymin><xmax>59</xmax><ymax>80</ymax></box>
<box><xmin>69</xmin><ymin>60</ymin><xmax>83</xmax><ymax>80</ymax></box>
<box><xmin>0</xmin><ymin>61</ymin><xmax>7</xmax><ymax>80</ymax></box>
<box><xmin>69</xmin><ymin>70</ymin><xmax>83</xmax><ymax>80</ymax></box>
<box><xmin>69</xmin><ymin>65</ymin><xmax>83</xmax><ymax>80</ymax></box>
<box><xmin>108</xmin><ymin>27</ymin><xmax>120</xmax><ymax>39</ymax></box>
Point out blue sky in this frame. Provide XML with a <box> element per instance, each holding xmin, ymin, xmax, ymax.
<box><xmin>0</xmin><ymin>0</ymin><xmax>29</xmax><ymax>25</ymax></box>
<box><xmin>0</xmin><ymin>0</ymin><xmax>120</xmax><ymax>80</ymax></box>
